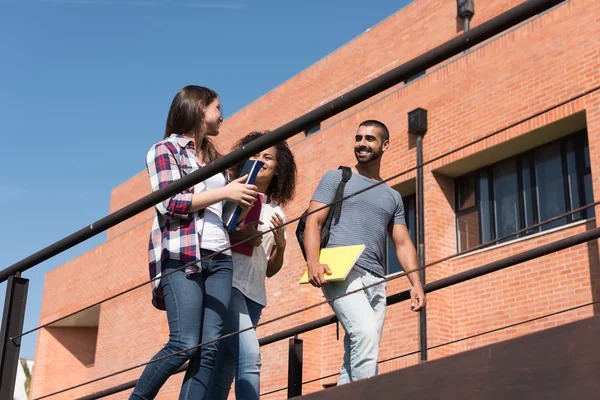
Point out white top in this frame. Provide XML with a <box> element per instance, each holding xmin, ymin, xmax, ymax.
<box><xmin>232</xmin><ymin>196</ymin><xmax>286</xmax><ymax>306</ymax></box>
<box><xmin>197</xmin><ymin>172</ymin><xmax>231</xmax><ymax>255</ymax></box>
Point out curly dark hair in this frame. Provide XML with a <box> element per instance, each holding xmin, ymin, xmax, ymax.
<box><xmin>230</xmin><ymin>131</ymin><xmax>297</xmax><ymax>207</ymax></box>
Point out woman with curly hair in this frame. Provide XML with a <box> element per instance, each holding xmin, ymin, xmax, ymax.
<box><xmin>207</xmin><ymin>132</ymin><xmax>297</xmax><ymax>400</ymax></box>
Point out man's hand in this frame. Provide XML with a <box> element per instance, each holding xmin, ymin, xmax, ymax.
<box><xmin>237</xmin><ymin>221</ymin><xmax>263</xmax><ymax>247</ymax></box>
<box><xmin>410</xmin><ymin>284</ymin><xmax>426</xmax><ymax>311</ymax></box>
<box><xmin>307</xmin><ymin>260</ymin><xmax>332</xmax><ymax>288</ymax></box>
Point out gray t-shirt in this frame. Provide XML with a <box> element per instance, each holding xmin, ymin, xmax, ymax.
<box><xmin>311</xmin><ymin>169</ymin><xmax>405</xmax><ymax>277</ymax></box>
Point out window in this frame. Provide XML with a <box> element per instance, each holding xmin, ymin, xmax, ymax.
<box><xmin>304</xmin><ymin>123</ymin><xmax>321</xmax><ymax>137</ymax></box>
<box><xmin>455</xmin><ymin>130</ymin><xmax>594</xmax><ymax>252</ymax></box>
<box><xmin>386</xmin><ymin>194</ymin><xmax>416</xmax><ymax>275</ymax></box>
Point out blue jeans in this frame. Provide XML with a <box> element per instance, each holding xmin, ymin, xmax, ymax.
<box><xmin>206</xmin><ymin>288</ymin><xmax>263</xmax><ymax>400</ymax></box>
<box><xmin>322</xmin><ymin>268</ymin><xmax>386</xmax><ymax>385</ymax></box>
<box><xmin>130</xmin><ymin>250</ymin><xmax>233</xmax><ymax>400</ymax></box>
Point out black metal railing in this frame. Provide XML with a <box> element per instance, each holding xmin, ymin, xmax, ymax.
<box><xmin>0</xmin><ymin>0</ymin><xmax>573</xmax><ymax>399</ymax></box>
<box><xmin>29</xmin><ymin>200</ymin><xmax>600</xmax><ymax>398</ymax></box>
<box><xmin>75</xmin><ymin>211</ymin><xmax>600</xmax><ymax>399</ymax></box>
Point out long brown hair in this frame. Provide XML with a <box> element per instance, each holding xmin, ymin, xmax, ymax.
<box><xmin>164</xmin><ymin>85</ymin><xmax>221</xmax><ymax>163</ymax></box>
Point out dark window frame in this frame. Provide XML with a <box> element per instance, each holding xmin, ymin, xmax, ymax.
<box><xmin>455</xmin><ymin>129</ymin><xmax>594</xmax><ymax>253</ymax></box>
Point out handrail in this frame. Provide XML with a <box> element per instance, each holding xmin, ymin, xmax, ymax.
<box><xmin>0</xmin><ymin>0</ymin><xmax>566</xmax><ymax>283</ymax></box>
<box><xmin>17</xmin><ymin>79</ymin><xmax>600</xmax><ymax>343</ymax></box>
<box><xmin>75</xmin><ymin>223</ymin><xmax>600</xmax><ymax>399</ymax></box>
<box><xmin>262</xmin><ymin>298</ymin><xmax>600</xmax><ymax>397</ymax></box>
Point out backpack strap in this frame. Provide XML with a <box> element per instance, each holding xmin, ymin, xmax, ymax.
<box><xmin>340</xmin><ymin>166</ymin><xmax>352</xmax><ymax>181</ymax></box>
<box><xmin>327</xmin><ymin>166</ymin><xmax>352</xmax><ymax>227</ymax></box>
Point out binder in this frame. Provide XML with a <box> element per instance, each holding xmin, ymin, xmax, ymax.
<box><xmin>222</xmin><ymin>159</ymin><xmax>264</xmax><ymax>232</ymax></box>
<box><xmin>299</xmin><ymin>244</ymin><xmax>366</xmax><ymax>284</ymax></box>
<box><xmin>231</xmin><ymin>193</ymin><xmax>264</xmax><ymax>256</ymax></box>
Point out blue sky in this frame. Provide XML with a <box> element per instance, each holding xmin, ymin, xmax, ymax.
<box><xmin>0</xmin><ymin>0</ymin><xmax>412</xmax><ymax>360</ymax></box>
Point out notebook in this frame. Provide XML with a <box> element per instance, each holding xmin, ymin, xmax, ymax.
<box><xmin>230</xmin><ymin>193</ymin><xmax>264</xmax><ymax>256</ymax></box>
<box><xmin>222</xmin><ymin>159</ymin><xmax>264</xmax><ymax>232</ymax></box>
<box><xmin>299</xmin><ymin>244</ymin><xmax>366</xmax><ymax>284</ymax></box>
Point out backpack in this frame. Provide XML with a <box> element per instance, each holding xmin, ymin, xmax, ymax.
<box><xmin>295</xmin><ymin>166</ymin><xmax>352</xmax><ymax>261</ymax></box>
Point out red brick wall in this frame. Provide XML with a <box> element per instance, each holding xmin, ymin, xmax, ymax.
<box><xmin>29</xmin><ymin>328</ymin><xmax>98</xmax><ymax>399</ymax></box>
<box><xmin>31</xmin><ymin>0</ymin><xmax>600</xmax><ymax>399</ymax></box>
<box><xmin>107</xmin><ymin>171</ymin><xmax>153</xmax><ymax>241</ymax></box>
<box><xmin>216</xmin><ymin>0</ymin><xmax>528</xmax><ymax>153</ymax></box>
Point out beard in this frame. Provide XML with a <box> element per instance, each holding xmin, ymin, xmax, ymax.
<box><xmin>354</xmin><ymin>146</ymin><xmax>382</xmax><ymax>164</ymax></box>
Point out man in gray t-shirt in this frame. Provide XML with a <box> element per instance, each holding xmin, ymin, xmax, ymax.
<box><xmin>311</xmin><ymin>169</ymin><xmax>406</xmax><ymax>278</ymax></box>
<box><xmin>304</xmin><ymin>120</ymin><xmax>426</xmax><ymax>386</ymax></box>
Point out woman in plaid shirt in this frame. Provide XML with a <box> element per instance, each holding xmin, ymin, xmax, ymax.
<box><xmin>131</xmin><ymin>86</ymin><xmax>258</xmax><ymax>400</ymax></box>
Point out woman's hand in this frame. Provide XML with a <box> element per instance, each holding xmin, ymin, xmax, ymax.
<box><xmin>237</xmin><ymin>221</ymin><xmax>263</xmax><ymax>247</ymax></box>
<box><xmin>222</xmin><ymin>175</ymin><xmax>258</xmax><ymax>208</ymax></box>
<box><xmin>271</xmin><ymin>213</ymin><xmax>286</xmax><ymax>249</ymax></box>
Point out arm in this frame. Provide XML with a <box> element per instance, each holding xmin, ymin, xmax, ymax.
<box><xmin>190</xmin><ymin>175</ymin><xmax>259</xmax><ymax>214</ymax></box>
<box><xmin>305</xmin><ymin>201</ymin><xmax>333</xmax><ymax>287</ymax></box>
<box><xmin>266</xmin><ymin>243</ymin><xmax>285</xmax><ymax>278</ymax></box>
<box><xmin>147</xmin><ymin>142</ymin><xmax>257</xmax><ymax>218</ymax></box>
<box><xmin>266</xmin><ymin>212</ymin><xmax>286</xmax><ymax>278</ymax></box>
<box><xmin>388</xmin><ymin>223</ymin><xmax>426</xmax><ymax>311</ymax></box>
<box><xmin>229</xmin><ymin>221</ymin><xmax>263</xmax><ymax>247</ymax></box>
<box><xmin>146</xmin><ymin>143</ymin><xmax>194</xmax><ymax>220</ymax></box>
<box><xmin>188</xmin><ymin>187</ymin><xmax>228</xmax><ymax>213</ymax></box>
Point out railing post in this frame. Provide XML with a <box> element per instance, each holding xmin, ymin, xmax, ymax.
<box><xmin>409</xmin><ymin>107</ymin><xmax>428</xmax><ymax>362</ymax></box>
<box><xmin>0</xmin><ymin>274</ymin><xmax>29</xmax><ymax>400</ymax></box>
<box><xmin>287</xmin><ymin>336</ymin><xmax>303</xmax><ymax>398</ymax></box>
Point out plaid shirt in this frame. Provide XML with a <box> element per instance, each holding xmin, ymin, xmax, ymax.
<box><xmin>146</xmin><ymin>134</ymin><xmax>205</xmax><ymax>310</ymax></box>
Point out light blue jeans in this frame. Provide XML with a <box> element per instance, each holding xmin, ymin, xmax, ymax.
<box><xmin>322</xmin><ymin>267</ymin><xmax>386</xmax><ymax>385</ymax></box>
<box><xmin>206</xmin><ymin>288</ymin><xmax>263</xmax><ymax>400</ymax></box>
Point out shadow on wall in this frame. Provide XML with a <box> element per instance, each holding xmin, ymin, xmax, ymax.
<box><xmin>46</xmin><ymin>327</ymin><xmax>98</xmax><ymax>367</ymax></box>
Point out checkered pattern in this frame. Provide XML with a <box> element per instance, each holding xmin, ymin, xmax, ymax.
<box><xmin>146</xmin><ymin>134</ymin><xmax>204</xmax><ymax>310</ymax></box>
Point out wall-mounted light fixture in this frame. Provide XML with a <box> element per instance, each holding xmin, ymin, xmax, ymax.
<box><xmin>408</xmin><ymin>107</ymin><xmax>428</xmax><ymax>136</ymax></box>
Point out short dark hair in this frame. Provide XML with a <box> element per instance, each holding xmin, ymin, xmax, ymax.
<box><xmin>359</xmin><ymin>120</ymin><xmax>389</xmax><ymax>142</ymax></box>
<box><xmin>230</xmin><ymin>131</ymin><xmax>297</xmax><ymax>207</ymax></box>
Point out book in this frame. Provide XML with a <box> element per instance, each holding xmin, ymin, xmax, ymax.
<box><xmin>230</xmin><ymin>193</ymin><xmax>264</xmax><ymax>256</ymax></box>
<box><xmin>299</xmin><ymin>244</ymin><xmax>366</xmax><ymax>284</ymax></box>
<box><xmin>222</xmin><ymin>159</ymin><xmax>264</xmax><ymax>232</ymax></box>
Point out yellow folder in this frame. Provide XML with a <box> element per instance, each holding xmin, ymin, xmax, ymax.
<box><xmin>299</xmin><ymin>244</ymin><xmax>366</xmax><ymax>284</ymax></box>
